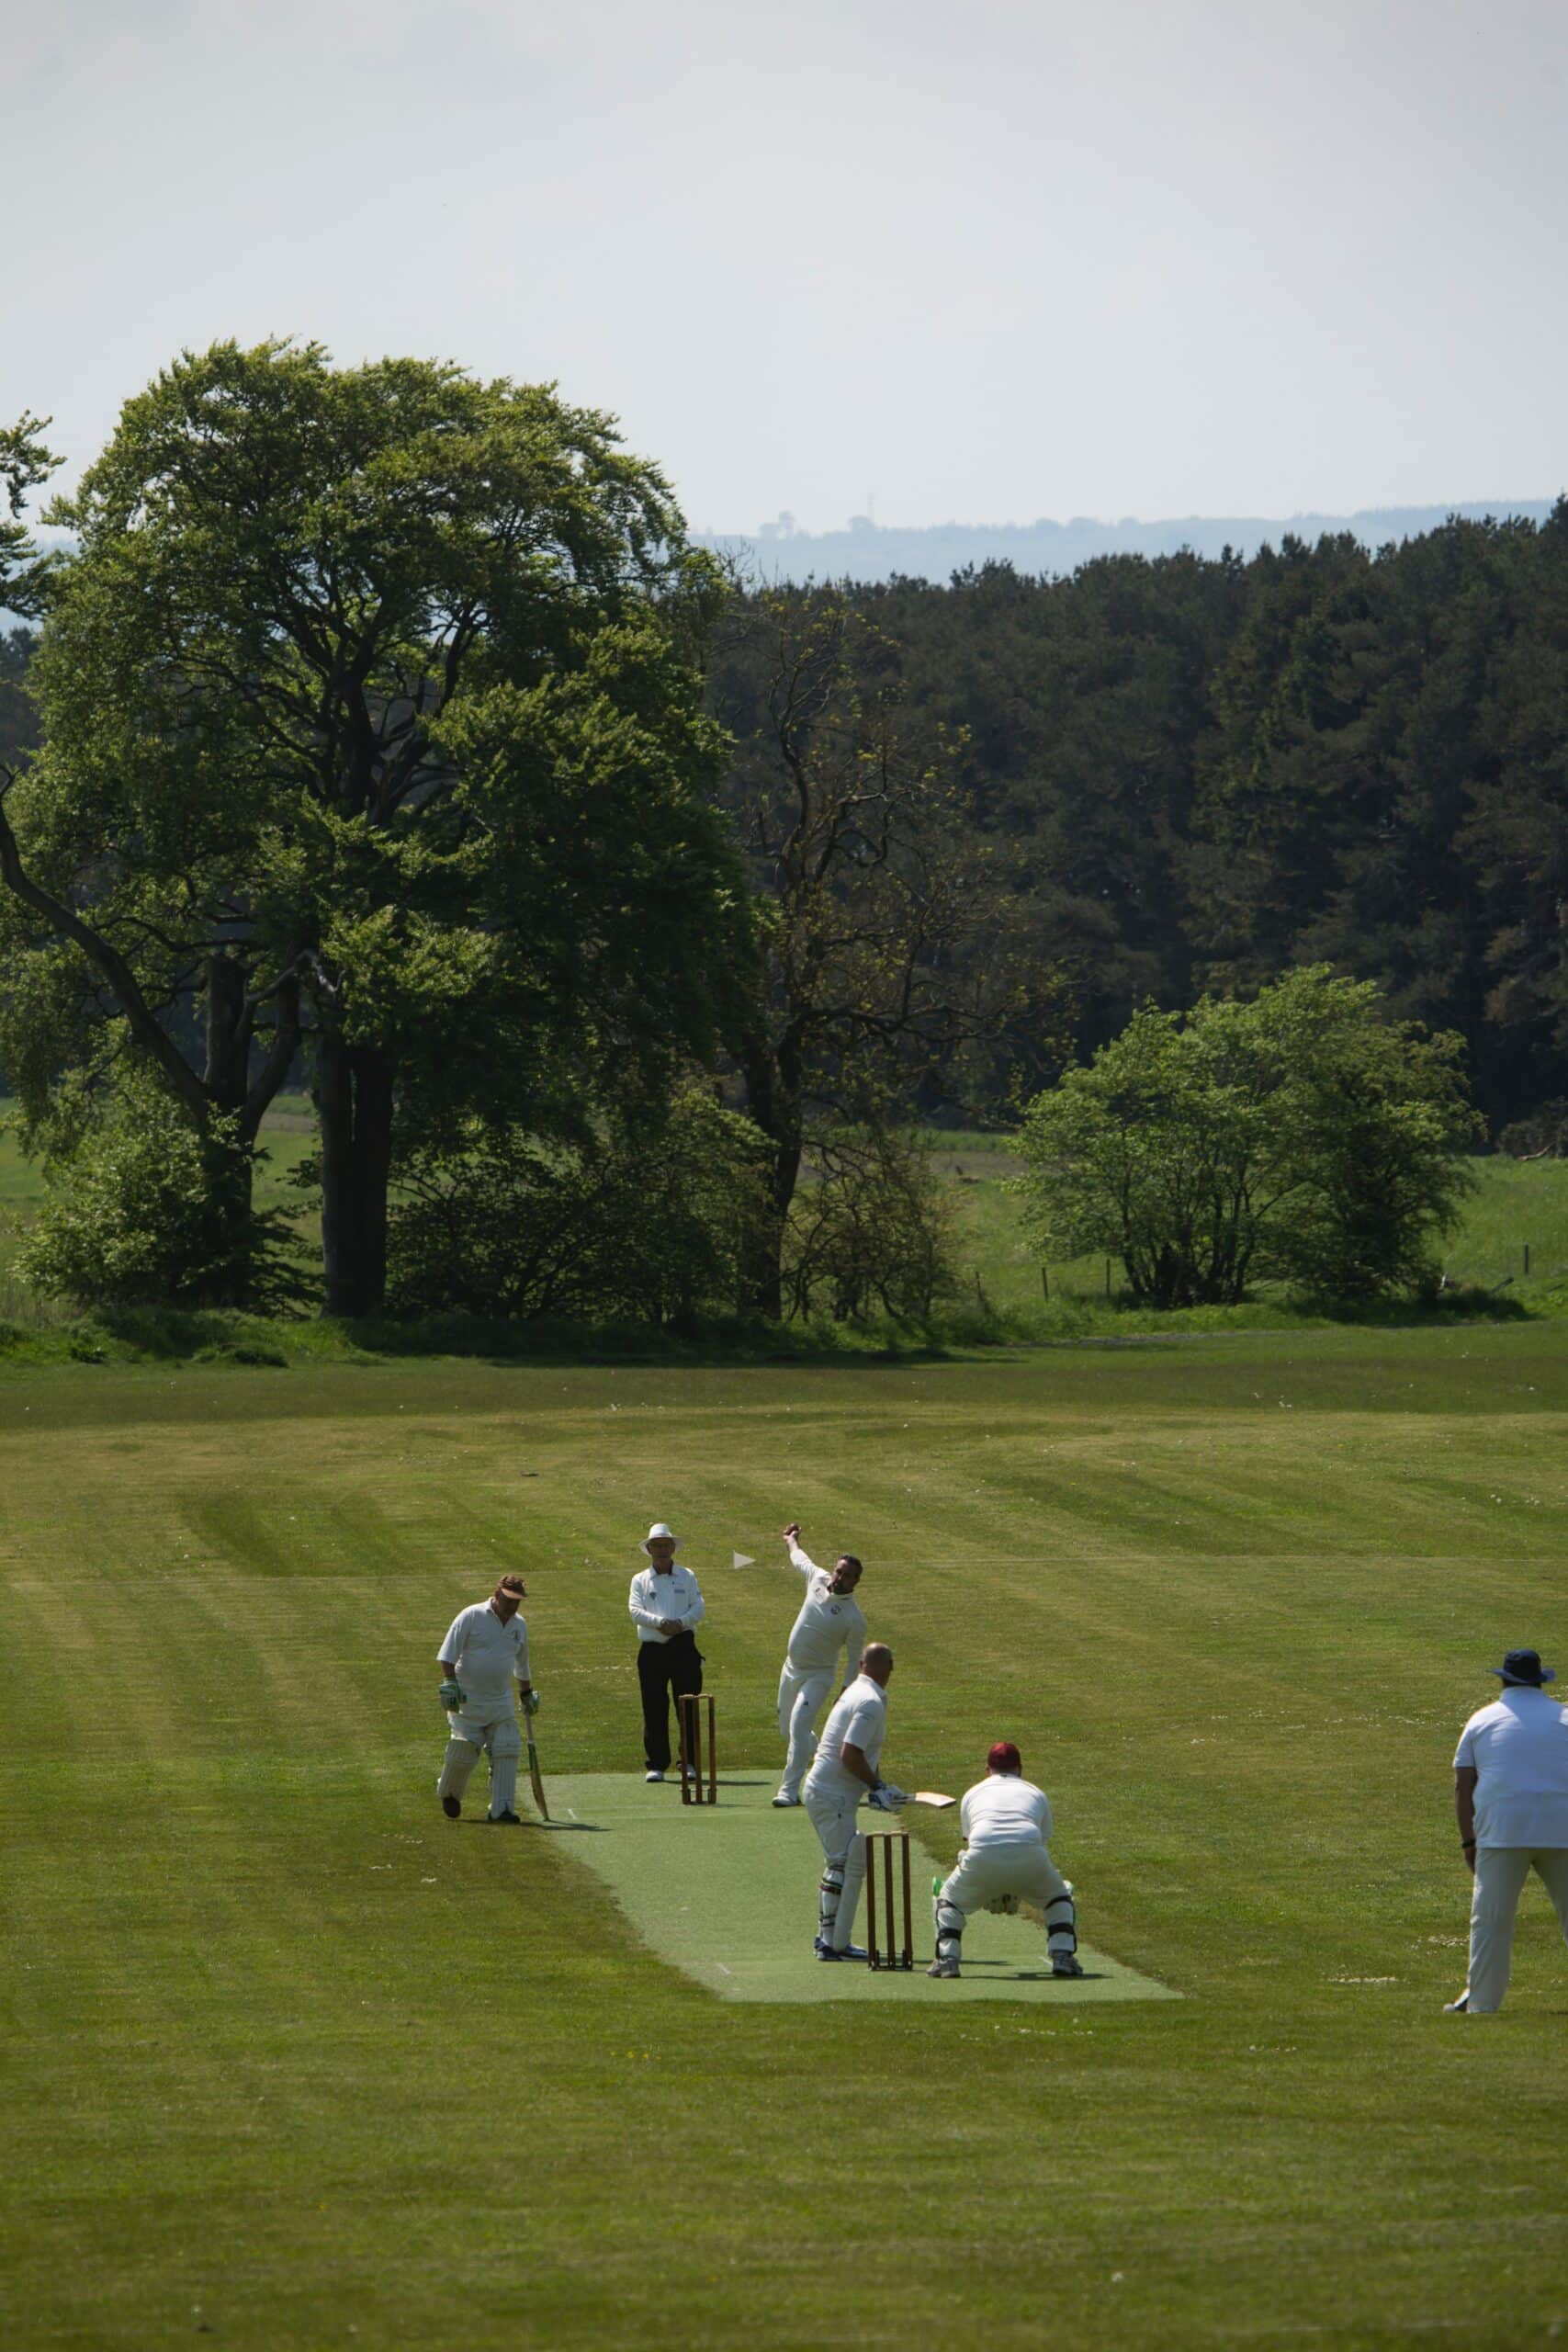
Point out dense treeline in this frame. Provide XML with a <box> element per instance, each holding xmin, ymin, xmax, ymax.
<box><xmin>3</xmin><ymin>348</ymin><xmax>1564</xmax><ymax>1325</ymax></box>
<box><xmin>0</xmin><ymin>628</ymin><xmax>39</xmax><ymax>771</ymax></box>
<box><xmin>710</xmin><ymin>513</ymin><xmax>1568</xmax><ymax>1132</ymax></box>
<box><xmin>11</xmin><ymin>510</ymin><xmax>1566</xmax><ymax>1140</ymax></box>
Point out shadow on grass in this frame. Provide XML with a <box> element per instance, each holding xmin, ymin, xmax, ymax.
<box><xmin>0</xmin><ymin>1281</ymin><xmax>1545</xmax><ymax>1374</ymax></box>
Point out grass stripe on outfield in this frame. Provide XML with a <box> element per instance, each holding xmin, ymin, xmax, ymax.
<box><xmin>547</xmin><ymin>1772</ymin><xmax>1178</xmax><ymax>2003</ymax></box>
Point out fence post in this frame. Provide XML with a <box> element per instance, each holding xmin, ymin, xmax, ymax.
<box><xmin>1104</xmin><ymin>1258</ymin><xmax>1111</xmax><ymax>1299</ymax></box>
<box><xmin>1041</xmin><ymin>1265</ymin><xmax>1049</xmax><ymax>1303</ymax></box>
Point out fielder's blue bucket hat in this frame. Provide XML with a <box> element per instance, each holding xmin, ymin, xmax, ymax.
<box><xmin>1493</xmin><ymin>1649</ymin><xmax>1556</xmax><ymax>1686</ymax></box>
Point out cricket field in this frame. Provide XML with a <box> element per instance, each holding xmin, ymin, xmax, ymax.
<box><xmin>4</xmin><ymin>1323</ymin><xmax>1568</xmax><ymax>2347</ymax></box>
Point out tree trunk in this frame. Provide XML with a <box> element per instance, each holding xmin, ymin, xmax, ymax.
<box><xmin>197</xmin><ymin>1127</ymin><xmax>258</xmax><ymax>1308</ymax></box>
<box><xmin>739</xmin><ymin>1034</ymin><xmax>802</xmax><ymax>1319</ymax></box>
<box><xmin>317</xmin><ymin>1032</ymin><xmax>395</xmax><ymax>1317</ymax></box>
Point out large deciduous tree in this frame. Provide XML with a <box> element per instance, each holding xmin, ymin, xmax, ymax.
<box><xmin>709</xmin><ymin>587</ymin><xmax>1043</xmax><ymax>1316</ymax></box>
<box><xmin>0</xmin><ymin>344</ymin><xmax>748</xmax><ymax>1314</ymax></box>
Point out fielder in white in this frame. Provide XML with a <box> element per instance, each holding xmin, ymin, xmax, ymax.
<box><xmin>435</xmin><ymin>1573</ymin><xmax>539</xmax><ymax>1826</ymax></box>
<box><xmin>773</xmin><ymin>1521</ymin><xmax>867</xmax><ymax>1808</ymax></box>
<box><xmin>929</xmin><ymin>1740</ymin><xmax>1083</xmax><ymax>1981</ymax></box>
<box><xmin>803</xmin><ymin>1642</ymin><xmax>907</xmax><ymax>1960</ymax></box>
<box><xmin>1446</xmin><ymin>1647</ymin><xmax>1568</xmax><ymax>2015</ymax></box>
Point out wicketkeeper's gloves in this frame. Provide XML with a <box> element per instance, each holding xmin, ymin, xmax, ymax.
<box><xmin>438</xmin><ymin>1678</ymin><xmax>466</xmax><ymax>1711</ymax></box>
<box><xmin>867</xmin><ymin>1782</ymin><xmax>907</xmax><ymax>1812</ymax></box>
<box><xmin>521</xmin><ymin>1689</ymin><xmax>541</xmax><ymax>1715</ymax></box>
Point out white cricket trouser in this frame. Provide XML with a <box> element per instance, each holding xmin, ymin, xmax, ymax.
<box><xmin>776</xmin><ymin>1664</ymin><xmax>834</xmax><ymax>1797</ymax></box>
<box><xmin>805</xmin><ymin>1788</ymin><xmax>865</xmax><ymax>1951</ymax></box>
<box><xmin>1463</xmin><ymin>1846</ymin><xmax>1568</xmax><ymax>2011</ymax></box>
<box><xmin>437</xmin><ymin>1702</ymin><xmax>522</xmax><ymax>1818</ymax></box>
<box><xmin>940</xmin><ymin>1842</ymin><xmax>1074</xmax><ymax>1939</ymax></box>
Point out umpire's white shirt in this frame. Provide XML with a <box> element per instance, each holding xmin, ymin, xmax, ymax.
<box><xmin>784</xmin><ymin>1542</ymin><xmax>866</xmax><ymax>1676</ymax></box>
<box><xmin>1454</xmin><ymin>1686</ymin><xmax>1568</xmax><ymax>1848</ymax></box>
<box><xmin>628</xmin><ymin>1565</ymin><xmax>705</xmax><ymax>1644</ymax></box>
<box><xmin>438</xmin><ymin>1604</ymin><xmax>531</xmax><ymax>1709</ymax></box>
<box><xmin>805</xmin><ymin>1673</ymin><xmax>887</xmax><ymax>1806</ymax></box>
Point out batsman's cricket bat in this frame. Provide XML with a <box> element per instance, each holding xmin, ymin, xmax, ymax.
<box><xmin>526</xmin><ymin>1728</ymin><xmax>549</xmax><ymax>1821</ymax></box>
<box><xmin>911</xmin><ymin>1791</ymin><xmax>956</xmax><ymax>1809</ymax></box>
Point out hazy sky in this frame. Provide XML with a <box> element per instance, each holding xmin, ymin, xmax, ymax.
<box><xmin>7</xmin><ymin>0</ymin><xmax>1566</xmax><ymax>534</ymax></box>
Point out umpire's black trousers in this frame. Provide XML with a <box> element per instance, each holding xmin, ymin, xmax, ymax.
<box><xmin>638</xmin><ymin>1630</ymin><xmax>704</xmax><ymax>1771</ymax></box>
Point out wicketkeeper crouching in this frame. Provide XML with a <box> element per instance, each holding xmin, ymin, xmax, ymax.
<box><xmin>435</xmin><ymin>1574</ymin><xmax>539</xmax><ymax>1826</ymax></box>
<box><xmin>930</xmin><ymin>1740</ymin><xmax>1082</xmax><ymax>1980</ymax></box>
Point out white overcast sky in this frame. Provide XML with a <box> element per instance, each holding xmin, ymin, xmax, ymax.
<box><xmin>6</xmin><ymin>0</ymin><xmax>1566</xmax><ymax>533</ymax></box>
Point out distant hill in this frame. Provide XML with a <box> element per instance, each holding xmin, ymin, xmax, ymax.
<box><xmin>700</xmin><ymin>499</ymin><xmax>1563</xmax><ymax>585</ymax></box>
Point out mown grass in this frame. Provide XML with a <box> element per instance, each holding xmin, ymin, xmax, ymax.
<box><xmin>4</xmin><ymin>1326</ymin><xmax>1568</xmax><ymax>2347</ymax></box>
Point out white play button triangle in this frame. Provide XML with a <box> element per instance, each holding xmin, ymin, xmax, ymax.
<box><xmin>731</xmin><ymin>1552</ymin><xmax>756</xmax><ymax>1569</ymax></box>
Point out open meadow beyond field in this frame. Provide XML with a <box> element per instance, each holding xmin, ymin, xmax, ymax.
<box><xmin>5</xmin><ymin>1325</ymin><xmax>1568</xmax><ymax>2347</ymax></box>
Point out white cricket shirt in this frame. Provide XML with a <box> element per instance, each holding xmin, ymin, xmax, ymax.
<box><xmin>1454</xmin><ymin>1685</ymin><xmax>1568</xmax><ymax>1849</ymax></box>
<box><xmin>784</xmin><ymin>1541</ymin><xmax>867</xmax><ymax>1676</ymax></box>
<box><xmin>627</xmin><ymin>1564</ymin><xmax>705</xmax><ymax>1645</ymax></box>
<box><xmin>437</xmin><ymin>1603</ymin><xmax>531</xmax><ymax>1705</ymax></box>
<box><xmin>960</xmin><ymin>1773</ymin><xmax>1055</xmax><ymax>1849</ymax></box>
<box><xmin>804</xmin><ymin>1672</ymin><xmax>887</xmax><ymax>1806</ymax></box>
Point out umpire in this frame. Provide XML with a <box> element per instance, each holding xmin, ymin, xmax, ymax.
<box><xmin>1446</xmin><ymin>1647</ymin><xmax>1568</xmax><ymax>2014</ymax></box>
<box><xmin>628</xmin><ymin>1521</ymin><xmax>705</xmax><ymax>1783</ymax></box>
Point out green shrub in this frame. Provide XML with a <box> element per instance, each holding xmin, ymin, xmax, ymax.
<box><xmin>1013</xmin><ymin>967</ymin><xmax>1482</xmax><ymax>1307</ymax></box>
<box><xmin>386</xmin><ymin>1089</ymin><xmax>773</xmax><ymax>1330</ymax></box>
<box><xmin>784</xmin><ymin>1126</ymin><xmax>960</xmax><ymax>1323</ymax></box>
<box><xmin>17</xmin><ymin>1071</ymin><xmax>310</xmax><ymax>1312</ymax></box>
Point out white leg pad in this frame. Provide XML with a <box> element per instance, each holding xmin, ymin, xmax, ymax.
<box><xmin>437</xmin><ymin>1736</ymin><xmax>482</xmax><ymax>1803</ymax></box>
<box><xmin>486</xmin><ymin>1717</ymin><xmax>522</xmax><ymax>1817</ymax></box>
<box><xmin>934</xmin><ymin>1893</ymin><xmax>965</xmax><ymax>1962</ymax></box>
<box><xmin>832</xmin><ymin>1831</ymin><xmax>867</xmax><ymax>1951</ymax></box>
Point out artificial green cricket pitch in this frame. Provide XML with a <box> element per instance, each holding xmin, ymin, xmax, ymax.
<box><xmin>547</xmin><ymin>1772</ymin><xmax>1177</xmax><ymax>2003</ymax></box>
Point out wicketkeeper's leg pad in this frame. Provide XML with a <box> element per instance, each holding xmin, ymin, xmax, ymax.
<box><xmin>1044</xmin><ymin>1886</ymin><xmax>1077</xmax><ymax>1958</ymax></box>
<box><xmin>934</xmin><ymin>1894</ymin><xmax>965</xmax><ymax>1964</ymax></box>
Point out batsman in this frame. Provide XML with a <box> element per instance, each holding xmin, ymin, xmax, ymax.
<box><xmin>804</xmin><ymin>1642</ymin><xmax>907</xmax><ymax>1959</ymax></box>
<box><xmin>434</xmin><ymin>1573</ymin><xmax>540</xmax><ymax>1826</ymax></box>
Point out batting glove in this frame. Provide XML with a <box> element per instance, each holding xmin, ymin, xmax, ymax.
<box><xmin>867</xmin><ymin>1782</ymin><xmax>907</xmax><ymax>1812</ymax></box>
<box><xmin>438</xmin><ymin>1678</ymin><xmax>466</xmax><ymax>1711</ymax></box>
<box><xmin>521</xmin><ymin>1689</ymin><xmax>541</xmax><ymax>1715</ymax></box>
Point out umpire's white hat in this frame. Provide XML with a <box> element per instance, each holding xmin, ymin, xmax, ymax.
<box><xmin>641</xmin><ymin>1521</ymin><xmax>679</xmax><ymax>1555</ymax></box>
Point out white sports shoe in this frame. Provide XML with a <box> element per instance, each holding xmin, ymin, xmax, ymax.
<box><xmin>645</xmin><ymin>1769</ymin><xmax>665</xmax><ymax>1783</ymax></box>
<box><xmin>772</xmin><ymin>1790</ymin><xmax>802</xmax><ymax>1808</ymax></box>
<box><xmin>927</xmin><ymin>1955</ymin><xmax>960</xmax><ymax>1979</ymax></box>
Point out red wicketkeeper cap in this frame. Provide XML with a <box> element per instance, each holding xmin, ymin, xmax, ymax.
<box><xmin>987</xmin><ymin>1740</ymin><xmax>1021</xmax><ymax>1774</ymax></box>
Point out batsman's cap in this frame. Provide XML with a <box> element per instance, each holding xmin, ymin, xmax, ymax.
<box><xmin>987</xmin><ymin>1740</ymin><xmax>1022</xmax><ymax>1774</ymax></box>
<box><xmin>495</xmin><ymin>1574</ymin><xmax>527</xmax><ymax>1601</ymax></box>
<box><xmin>641</xmin><ymin>1522</ymin><xmax>679</xmax><ymax>1555</ymax></box>
<box><xmin>1493</xmin><ymin>1648</ymin><xmax>1556</xmax><ymax>1686</ymax></box>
